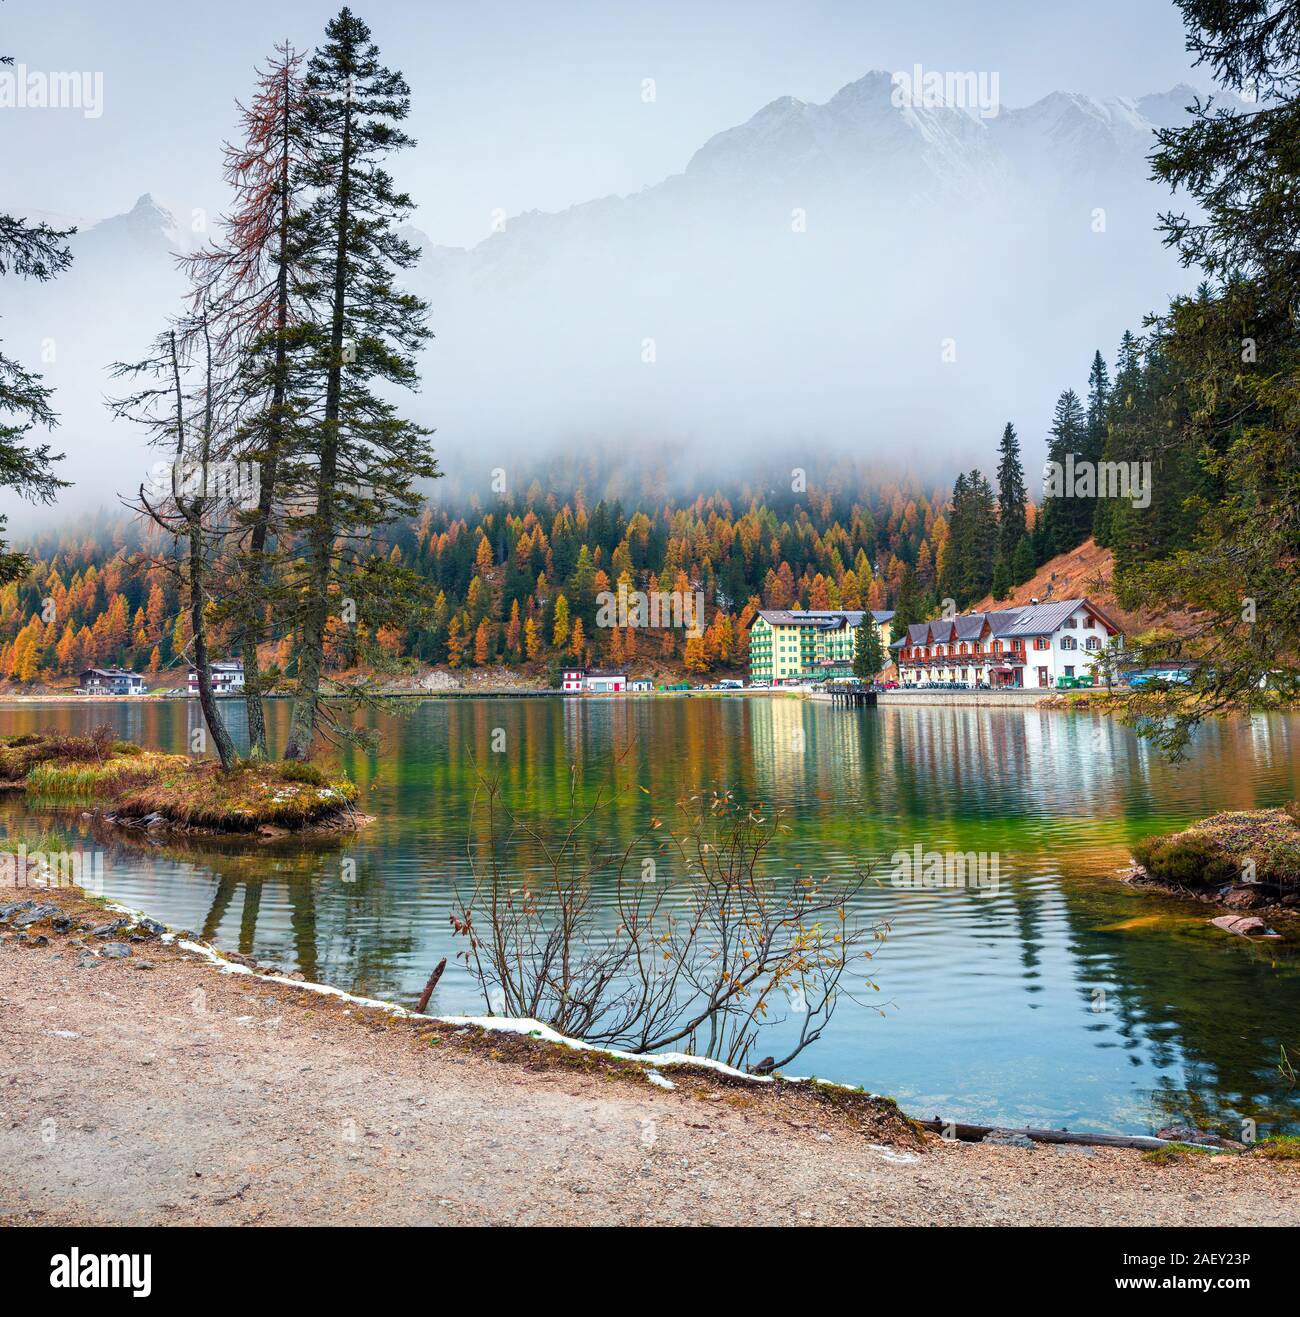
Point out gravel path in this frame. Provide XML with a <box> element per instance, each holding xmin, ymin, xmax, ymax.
<box><xmin>2</xmin><ymin>888</ymin><xmax>1298</xmax><ymax>1227</ymax></box>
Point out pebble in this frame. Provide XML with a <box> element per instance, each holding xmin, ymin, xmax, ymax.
<box><xmin>101</xmin><ymin>942</ymin><xmax>132</xmax><ymax>959</ymax></box>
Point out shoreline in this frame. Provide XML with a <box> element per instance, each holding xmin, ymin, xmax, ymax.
<box><xmin>2</xmin><ymin>882</ymin><xmax>1297</xmax><ymax>1226</ymax></box>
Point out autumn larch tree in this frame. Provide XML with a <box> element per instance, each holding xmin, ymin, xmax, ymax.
<box><xmin>180</xmin><ymin>42</ymin><xmax>311</xmax><ymax>760</ymax></box>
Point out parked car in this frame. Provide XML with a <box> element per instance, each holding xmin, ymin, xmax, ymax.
<box><xmin>1127</xmin><ymin>667</ymin><xmax>1193</xmax><ymax>688</ymax></box>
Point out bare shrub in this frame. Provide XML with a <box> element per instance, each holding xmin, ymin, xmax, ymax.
<box><xmin>450</xmin><ymin>766</ymin><xmax>887</xmax><ymax>1074</ymax></box>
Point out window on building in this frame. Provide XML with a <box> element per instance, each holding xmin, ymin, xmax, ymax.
<box><xmin>1061</xmin><ymin>636</ymin><xmax>1077</xmax><ymax>651</ymax></box>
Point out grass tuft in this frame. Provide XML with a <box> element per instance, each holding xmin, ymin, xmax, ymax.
<box><xmin>1250</xmin><ymin>1135</ymin><xmax>1300</xmax><ymax>1162</ymax></box>
<box><xmin>1141</xmin><ymin>1142</ymin><xmax>1215</xmax><ymax>1166</ymax></box>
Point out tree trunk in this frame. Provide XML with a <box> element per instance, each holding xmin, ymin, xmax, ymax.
<box><xmin>189</xmin><ymin>507</ymin><xmax>239</xmax><ymax>771</ymax></box>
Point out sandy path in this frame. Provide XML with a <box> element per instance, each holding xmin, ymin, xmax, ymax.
<box><xmin>1</xmin><ymin>890</ymin><xmax>1297</xmax><ymax>1227</ymax></box>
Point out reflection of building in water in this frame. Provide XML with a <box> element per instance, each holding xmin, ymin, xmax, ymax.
<box><xmin>746</xmin><ymin>696</ymin><xmax>899</xmax><ymax>798</ymax></box>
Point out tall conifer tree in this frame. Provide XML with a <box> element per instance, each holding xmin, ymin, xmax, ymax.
<box><xmin>283</xmin><ymin>8</ymin><xmax>440</xmax><ymax>760</ymax></box>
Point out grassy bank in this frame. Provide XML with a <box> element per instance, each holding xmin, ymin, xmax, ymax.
<box><xmin>1130</xmin><ymin>805</ymin><xmax>1300</xmax><ymax>911</ymax></box>
<box><xmin>1</xmin><ymin>730</ymin><xmax>362</xmax><ymax>834</ymax></box>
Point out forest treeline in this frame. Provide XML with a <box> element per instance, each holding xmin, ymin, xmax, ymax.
<box><xmin>0</xmin><ymin>301</ymin><xmax>1229</xmax><ymax>692</ymax></box>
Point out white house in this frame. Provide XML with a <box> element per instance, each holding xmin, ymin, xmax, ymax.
<box><xmin>890</xmin><ymin>598</ymin><xmax>1123</xmax><ymax>688</ymax></box>
<box><xmin>584</xmin><ymin>669</ymin><xmax>628</xmax><ymax>693</ymax></box>
<box><xmin>78</xmin><ymin>667</ymin><xmax>145</xmax><ymax>695</ymax></box>
<box><xmin>561</xmin><ymin>668</ymin><xmax>630</xmax><ymax>693</ymax></box>
<box><xmin>629</xmin><ymin>679</ymin><xmax>653</xmax><ymax>692</ymax></box>
<box><xmin>187</xmin><ymin>659</ymin><xmax>245</xmax><ymax>696</ymax></box>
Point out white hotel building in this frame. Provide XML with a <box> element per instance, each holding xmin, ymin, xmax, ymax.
<box><xmin>890</xmin><ymin>598</ymin><xmax>1123</xmax><ymax>689</ymax></box>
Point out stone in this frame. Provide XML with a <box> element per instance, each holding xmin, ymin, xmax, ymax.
<box><xmin>1209</xmin><ymin>914</ymin><xmax>1278</xmax><ymax>938</ymax></box>
<box><xmin>89</xmin><ymin>921</ymin><xmax>126</xmax><ymax>938</ymax></box>
<box><xmin>50</xmin><ymin>915</ymin><xmax>73</xmax><ymax>932</ymax></box>
<box><xmin>75</xmin><ymin>952</ymin><xmax>100</xmax><ymax>969</ymax></box>
<box><xmin>1220</xmin><ymin>885</ymin><xmax>1265</xmax><ymax>910</ymax></box>
<box><xmin>981</xmin><ymin>1129</ymin><xmax>1036</xmax><ymax>1149</ymax></box>
<box><xmin>100</xmin><ymin>941</ymin><xmax>132</xmax><ymax>959</ymax></box>
<box><xmin>0</xmin><ymin>900</ymin><xmax>35</xmax><ymax>923</ymax></box>
<box><xmin>11</xmin><ymin>903</ymin><xmax>60</xmax><ymax>928</ymax></box>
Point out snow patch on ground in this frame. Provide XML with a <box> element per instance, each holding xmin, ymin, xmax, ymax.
<box><xmin>97</xmin><ymin>895</ymin><xmax>879</xmax><ymax>1097</ymax></box>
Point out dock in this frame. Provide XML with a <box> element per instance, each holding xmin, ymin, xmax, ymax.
<box><xmin>825</xmin><ymin>685</ymin><xmax>878</xmax><ymax>709</ymax></box>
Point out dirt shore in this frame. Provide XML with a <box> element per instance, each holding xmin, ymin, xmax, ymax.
<box><xmin>2</xmin><ymin>886</ymin><xmax>1297</xmax><ymax>1227</ymax></box>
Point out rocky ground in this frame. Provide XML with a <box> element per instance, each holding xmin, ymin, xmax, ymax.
<box><xmin>2</xmin><ymin>885</ymin><xmax>1298</xmax><ymax>1227</ymax></box>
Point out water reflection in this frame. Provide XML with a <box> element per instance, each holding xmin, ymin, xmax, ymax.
<box><xmin>2</xmin><ymin>696</ymin><xmax>1298</xmax><ymax>1135</ymax></box>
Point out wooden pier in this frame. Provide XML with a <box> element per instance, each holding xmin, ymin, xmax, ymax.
<box><xmin>827</xmin><ymin>685</ymin><xmax>878</xmax><ymax>709</ymax></box>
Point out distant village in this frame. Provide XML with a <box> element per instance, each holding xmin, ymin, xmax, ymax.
<box><xmin>72</xmin><ymin>597</ymin><xmax>1127</xmax><ymax>697</ymax></box>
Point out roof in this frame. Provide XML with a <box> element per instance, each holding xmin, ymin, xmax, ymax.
<box><xmin>891</xmin><ymin>599</ymin><xmax>1122</xmax><ymax>650</ymax></box>
<box><xmin>81</xmin><ymin>668</ymin><xmax>141</xmax><ymax>679</ymax></box>
<box><xmin>585</xmin><ymin>669</ymin><xmax>628</xmax><ymax>678</ymax></box>
<box><xmin>757</xmin><ymin>609</ymin><xmax>894</xmax><ymax>628</ymax></box>
<box><xmin>953</xmin><ymin>615</ymin><xmax>989</xmax><ymax>641</ymax></box>
<box><xmin>991</xmin><ymin>599</ymin><xmax>1089</xmax><ymax>638</ymax></box>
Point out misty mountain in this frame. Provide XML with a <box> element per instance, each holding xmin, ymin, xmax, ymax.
<box><xmin>4</xmin><ymin>73</ymin><xmax>1211</xmax><ymax>520</ymax></box>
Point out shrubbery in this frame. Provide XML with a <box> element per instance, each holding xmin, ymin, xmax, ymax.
<box><xmin>276</xmin><ymin>760</ymin><xmax>327</xmax><ymax>787</ymax></box>
<box><xmin>1132</xmin><ymin>833</ymin><xmax>1239</xmax><ymax>889</ymax></box>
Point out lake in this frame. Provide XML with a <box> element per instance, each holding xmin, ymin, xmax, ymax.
<box><xmin>3</xmin><ymin>695</ymin><xmax>1299</xmax><ymax>1138</ymax></box>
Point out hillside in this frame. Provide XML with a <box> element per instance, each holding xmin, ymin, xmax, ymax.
<box><xmin>969</xmin><ymin>538</ymin><xmax>1198</xmax><ymax>638</ymax></box>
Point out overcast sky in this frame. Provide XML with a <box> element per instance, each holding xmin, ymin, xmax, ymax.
<box><xmin>5</xmin><ymin>0</ymin><xmax>1204</xmax><ymax>248</ymax></box>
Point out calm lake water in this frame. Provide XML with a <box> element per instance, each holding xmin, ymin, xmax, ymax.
<box><xmin>4</xmin><ymin>695</ymin><xmax>1299</xmax><ymax>1138</ymax></box>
